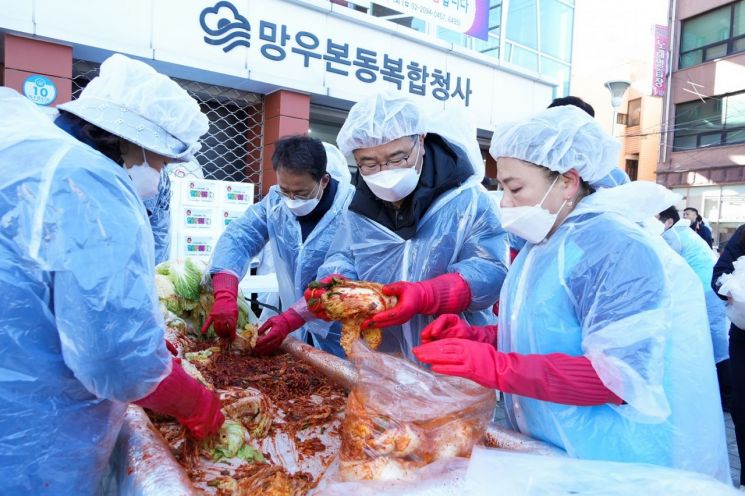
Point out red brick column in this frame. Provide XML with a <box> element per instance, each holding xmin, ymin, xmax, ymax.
<box><xmin>3</xmin><ymin>34</ymin><xmax>73</xmax><ymax>106</ymax></box>
<box><xmin>261</xmin><ymin>90</ymin><xmax>310</xmax><ymax>196</ymax></box>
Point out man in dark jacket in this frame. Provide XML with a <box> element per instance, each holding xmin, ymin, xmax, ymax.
<box><xmin>304</xmin><ymin>93</ymin><xmax>509</xmax><ymax>358</ymax></box>
<box><xmin>713</xmin><ymin>224</ymin><xmax>745</xmax><ymax>487</ymax></box>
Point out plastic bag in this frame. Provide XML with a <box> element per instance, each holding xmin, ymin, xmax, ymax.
<box><xmin>311</xmin><ymin>456</ymin><xmax>469</xmax><ymax>496</ymax></box>
<box><xmin>465</xmin><ymin>447</ymin><xmax>738</xmax><ymax>495</ymax></box>
<box><xmin>338</xmin><ymin>341</ymin><xmax>496</xmax><ymax>482</ymax></box>
<box><xmin>718</xmin><ymin>255</ymin><xmax>745</xmax><ymax>329</ymax></box>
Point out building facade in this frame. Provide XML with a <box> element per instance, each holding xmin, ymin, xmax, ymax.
<box><xmin>569</xmin><ymin>0</ymin><xmax>668</xmax><ymax>183</ymax></box>
<box><xmin>657</xmin><ymin>0</ymin><xmax>745</xmax><ymax>247</ymax></box>
<box><xmin>1</xmin><ymin>0</ymin><xmax>573</xmax><ymax>193</ymax></box>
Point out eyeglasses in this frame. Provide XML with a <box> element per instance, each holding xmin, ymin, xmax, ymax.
<box><xmin>278</xmin><ymin>181</ymin><xmax>320</xmax><ymax>200</ymax></box>
<box><xmin>356</xmin><ymin>137</ymin><xmax>420</xmax><ymax>174</ymax></box>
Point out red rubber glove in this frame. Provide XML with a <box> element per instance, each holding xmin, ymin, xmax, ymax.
<box><xmin>135</xmin><ymin>358</ymin><xmax>225</xmax><ymax>440</ymax></box>
<box><xmin>165</xmin><ymin>340</ymin><xmax>178</xmax><ymax>356</ymax></box>
<box><xmin>413</xmin><ymin>338</ymin><xmax>624</xmax><ymax>406</ymax></box>
<box><xmin>421</xmin><ymin>314</ymin><xmax>497</xmax><ymax>345</ymax></box>
<box><xmin>253</xmin><ymin>308</ymin><xmax>306</xmax><ymax>355</ymax></box>
<box><xmin>202</xmin><ymin>272</ymin><xmax>239</xmax><ymax>341</ymax></box>
<box><xmin>363</xmin><ymin>273</ymin><xmax>471</xmax><ymax>329</ymax></box>
<box><xmin>304</xmin><ymin>274</ymin><xmax>349</xmax><ymax>321</ymax></box>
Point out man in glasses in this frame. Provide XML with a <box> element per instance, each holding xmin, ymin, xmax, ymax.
<box><xmin>206</xmin><ymin>136</ymin><xmax>354</xmax><ymax>356</ymax></box>
<box><xmin>304</xmin><ymin>92</ymin><xmax>509</xmax><ymax>359</ymax></box>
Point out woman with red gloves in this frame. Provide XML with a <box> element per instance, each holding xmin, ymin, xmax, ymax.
<box><xmin>412</xmin><ymin>106</ymin><xmax>730</xmax><ymax>483</ymax></box>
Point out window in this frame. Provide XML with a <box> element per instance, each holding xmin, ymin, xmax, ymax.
<box><xmin>673</xmin><ymin>91</ymin><xmax>745</xmax><ymax>151</ymax></box>
<box><xmin>627</xmin><ymin>98</ymin><xmax>642</xmax><ymax>127</ymax></box>
<box><xmin>616</xmin><ymin>113</ymin><xmax>628</xmax><ymax>125</ymax></box>
<box><xmin>504</xmin><ymin>0</ymin><xmax>574</xmax><ymax>95</ymax></box>
<box><xmin>679</xmin><ymin>0</ymin><xmax>745</xmax><ymax>69</ymax></box>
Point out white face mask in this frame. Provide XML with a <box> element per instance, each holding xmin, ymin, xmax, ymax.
<box><xmin>127</xmin><ymin>149</ymin><xmax>161</xmax><ymax>200</ymax></box>
<box><xmin>361</xmin><ymin>141</ymin><xmax>422</xmax><ymax>202</ymax></box>
<box><xmin>500</xmin><ymin>176</ymin><xmax>567</xmax><ymax>244</ymax></box>
<box><xmin>282</xmin><ymin>181</ymin><xmax>322</xmax><ymax>217</ymax></box>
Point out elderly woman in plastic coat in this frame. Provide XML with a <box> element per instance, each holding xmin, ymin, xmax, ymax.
<box><xmin>206</xmin><ymin>137</ymin><xmax>354</xmax><ymax>356</ymax></box>
<box><xmin>414</xmin><ymin>106</ymin><xmax>730</xmax><ymax>482</ymax></box>
<box><xmin>55</xmin><ymin>65</ymin><xmax>185</xmax><ymax>265</ymax></box>
<box><xmin>657</xmin><ymin>207</ymin><xmax>729</xmax><ymax>364</ymax></box>
<box><xmin>0</xmin><ymin>57</ymin><xmax>222</xmax><ymax>495</ymax></box>
<box><xmin>304</xmin><ymin>93</ymin><xmax>509</xmax><ymax>359</ymax></box>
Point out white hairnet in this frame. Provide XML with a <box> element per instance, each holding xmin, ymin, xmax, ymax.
<box><xmin>337</xmin><ymin>92</ymin><xmax>484</xmax><ymax>181</ymax></box>
<box><xmin>490</xmin><ymin>105</ymin><xmax>622</xmax><ymax>189</ymax></box>
<box><xmin>323</xmin><ymin>142</ymin><xmax>351</xmax><ymax>183</ymax></box>
<box><xmin>337</xmin><ymin>92</ymin><xmax>424</xmax><ymax>156</ymax></box>
<box><xmin>58</xmin><ymin>54</ymin><xmax>208</xmax><ymax>161</ymax></box>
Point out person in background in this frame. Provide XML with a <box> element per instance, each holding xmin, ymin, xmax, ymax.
<box><xmin>414</xmin><ymin>105</ymin><xmax>730</xmax><ymax>483</ymax></box>
<box><xmin>304</xmin><ymin>92</ymin><xmax>509</xmax><ymax>359</ymax></box>
<box><xmin>205</xmin><ymin>136</ymin><xmax>354</xmax><ymax>356</ymax></box>
<box><xmin>713</xmin><ymin>224</ymin><xmax>745</xmax><ymax>488</ymax></box>
<box><xmin>658</xmin><ymin>206</ymin><xmax>730</xmax><ymax>409</ymax></box>
<box><xmin>0</xmin><ymin>54</ymin><xmax>222</xmax><ymax>495</ymax></box>
<box><xmin>684</xmin><ymin>207</ymin><xmax>714</xmax><ymax>248</ymax></box>
<box><xmin>548</xmin><ymin>95</ymin><xmax>596</xmax><ymax>117</ymax></box>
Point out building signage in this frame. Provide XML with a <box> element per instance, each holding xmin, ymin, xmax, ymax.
<box><xmin>374</xmin><ymin>0</ymin><xmax>489</xmax><ymax>40</ymax></box>
<box><xmin>200</xmin><ymin>1</ymin><xmax>473</xmax><ymax>106</ymax></box>
<box><xmin>652</xmin><ymin>24</ymin><xmax>669</xmax><ymax>97</ymax></box>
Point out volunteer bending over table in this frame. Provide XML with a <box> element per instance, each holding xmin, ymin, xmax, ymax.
<box><xmin>0</xmin><ymin>55</ymin><xmax>223</xmax><ymax>495</ymax></box>
<box><xmin>413</xmin><ymin>105</ymin><xmax>730</xmax><ymax>483</ymax></box>
<box><xmin>205</xmin><ymin>136</ymin><xmax>354</xmax><ymax>356</ymax></box>
<box><xmin>304</xmin><ymin>92</ymin><xmax>509</xmax><ymax>359</ymax></box>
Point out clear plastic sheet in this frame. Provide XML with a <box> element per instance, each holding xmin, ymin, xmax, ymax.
<box><xmin>337</xmin><ymin>342</ymin><xmax>495</xmax><ymax>482</ymax></box>
<box><xmin>465</xmin><ymin>447</ymin><xmax>738</xmax><ymax>495</ymax></box>
<box><xmin>311</xmin><ymin>456</ymin><xmax>469</xmax><ymax>496</ymax></box>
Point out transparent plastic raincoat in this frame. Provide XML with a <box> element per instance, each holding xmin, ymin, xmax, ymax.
<box><xmin>54</xmin><ymin>111</ymin><xmax>172</xmax><ymax>265</ymax></box>
<box><xmin>144</xmin><ymin>169</ymin><xmax>172</xmax><ymax>264</ymax></box>
<box><xmin>663</xmin><ymin>219</ymin><xmax>729</xmax><ymax>363</ymax></box>
<box><xmin>320</xmin><ymin>93</ymin><xmax>508</xmax><ymax>359</ymax></box>
<box><xmin>497</xmin><ymin>187</ymin><xmax>730</xmax><ymax>482</ymax></box>
<box><xmin>0</xmin><ymin>89</ymin><xmax>171</xmax><ymax>493</ymax></box>
<box><xmin>318</xmin><ymin>182</ymin><xmax>508</xmax><ymax>359</ymax></box>
<box><xmin>210</xmin><ymin>144</ymin><xmax>354</xmax><ymax>354</ymax></box>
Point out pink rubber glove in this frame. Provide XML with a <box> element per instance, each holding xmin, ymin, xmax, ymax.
<box><xmin>135</xmin><ymin>358</ymin><xmax>225</xmax><ymax>440</ymax></box>
<box><xmin>421</xmin><ymin>314</ymin><xmax>497</xmax><ymax>345</ymax></box>
<box><xmin>201</xmin><ymin>272</ymin><xmax>239</xmax><ymax>341</ymax></box>
<box><xmin>413</xmin><ymin>338</ymin><xmax>623</xmax><ymax>406</ymax></box>
<box><xmin>363</xmin><ymin>273</ymin><xmax>472</xmax><ymax>329</ymax></box>
<box><xmin>253</xmin><ymin>308</ymin><xmax>306</xmax><ymax>355</ymax></box>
